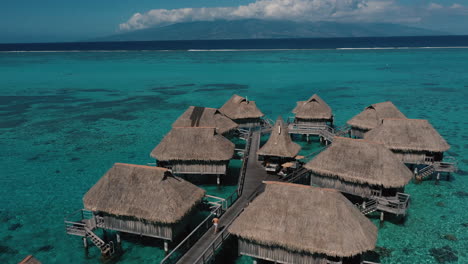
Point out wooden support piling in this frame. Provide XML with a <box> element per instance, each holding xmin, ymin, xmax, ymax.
<box><xmin>82</xmin><ymin>237</ymin><xmax>88</xmax><ymax>249</ymax></box>
<box><xmin>164</xmin><ymin>241</ymin><xmax>169</xmax><ymax>253</ymax></box>
<box><xmin>380</xmin><ymin>212</ymin><xmax>384</xmax><ymax>227</ymax></box>
<box><xmin>216</xmin><ymin>174</ymin><xmax>221</xmax><ymax>185</ymax></box>
<box><xmin>435</xmin><ymin>173</ymin><xmax>440</xmax><ymax>185</ymax></box>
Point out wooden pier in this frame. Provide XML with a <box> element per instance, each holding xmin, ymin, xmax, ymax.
<box><xmin>169</xmin><ymin>130</ymin><xmax>278</xmax><ymax>264</ymax></box>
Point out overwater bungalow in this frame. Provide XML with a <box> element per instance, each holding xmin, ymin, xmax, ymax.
<box><xmin>305</xmin><ymin>137</ymin><xmax>412</xmax><ymax>216</ymax></box>
<box><xmin>229</xmin><ymin>182</ymin><xmax>377</xmax><ymax>264</ymax></box>
<box><xmin>347</xmin><ymin>101</ymin><xmax>406</xmax><ymax>138</ymax></box>
<box><xmin>78</xmin><ymin>163</ymin><xmax>205</xmax><ymax>252</ymax></box>
<box><xmin>257</xmin><ymin>116</ymin><xmax>301</xmax><ymax>173</ymax></box>
<box><xmin>364</xmin><ymin>118</ymin><xmax>450</xmax><ymax>164</ymax></box>
<box><xmin>218</xmin><ymin>94</ymin><xmax>264</xmax><ymax>128</ymax></box>
<box><xmin>291</xmin><ymin>94</ymin><xmax>333</xmax><ymax>126</ymax></box>
<box><xmin>151</xmin><ymin>127</ymin><xmax>235</xmax><ymax>181</ymax></box>
<box><xmin>172</xmin><ymin>106</ymin><xmax>238</xmax><ymax>136</ymax></box>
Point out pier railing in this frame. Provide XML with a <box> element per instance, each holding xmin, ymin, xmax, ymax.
<box><xmin>237</xmin><ymin>129</ymin><xmax>253</xmax><ymax>196</ymax></box>
<box><xmin>374</xmin><ymin>192</ymin><xmax>410</xmax><ymax>216</ymax></box>
<box><xmin>161</xmin><ymin>189</ymin><xmax>240</xmax><ymax>264</ymax></box>
<box><xmin>192</xmin><ymin>209</ymin><xmax>244</xmax><ymax>264</ymax></box>
<box><xmin>64</xmin><ymin>209</ymin><xmax>95</xmax><ymax>236</ymax></box>
<box><xmin>160</xmin><ymin>205</ymin><xmax>223</xmax><ymax>264</ymax></box>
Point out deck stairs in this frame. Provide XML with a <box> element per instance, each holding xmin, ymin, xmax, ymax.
<box><xmin>84</xmin><ymin>227</ymin><xmax>114</xmax><ymax>255</ymax></box>
<box><xmin>65</xmin><ymin>209</ymin><xmax>114</xmax><ymax>255</ymax></box>
<box><xmin>417</xmin><ymin>156</ymin><xmax>458</xmax><ymax>180</ymax></box>
<box><xmin>358</xmin><ymin>200</ymin><xmax>378</xmax><ymax>215</ymax></box>
<box><xmin>284</xmin><ymin>167</ymin><xmax>309</xmax><ymax>183</ymax></box>
<box><xmin>416</xmin><ymin>164</ymin><xmax>436</xmax><ymax>181</ymax></box>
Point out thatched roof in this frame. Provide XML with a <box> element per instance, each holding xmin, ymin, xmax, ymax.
<box><xmin>304</xmin><ymin>137</ymin><xmax>413</xmax><ymax>187</ymax></box>
<box><xmin>292</xmin><ymin>94</ymin><xmax>333</xmax><ymax>120</ymax></box>
<box><xmin>229</xmin><ymin>182</ymin><xmax>377</xmax><ymax>257</ymax></box>
<box><xmin>347</xmin><ymin>101</ymin><xmax>406</xmax><ymax>130</ymax></box>
<box><xmin>151</xmin><ymin>127</ymin><xmax>234</xmax><ymax>161</ymax></box>
<box><xmin>172</xmin><ymin>106</ymin><xmax>238</xmax><ymax>135</ymax></box>
<box><xmin>219</xmin><ymin>94</ymin><xmax>264</xmax><ymax>120</ymax></box>
<box><xmin>257</xmin><ymin>116</ymin><xmax>301</xmax><ymax>158</ymax></box>
<box><xmin>364</xmin><ymin>118</ymin><xmax>450</xmax><ymax>152</ymax></box>
<box><xmin>83</xmin><ymin>163</ymin><xmax>205</xmax><ymax>224</ymax></box>
<box><xmin>19</xmin><ymin>256</ymin><xmax>41</xmax><ymax>264</ymax></box>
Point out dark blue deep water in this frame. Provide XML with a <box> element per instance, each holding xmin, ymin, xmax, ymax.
<box><xmin>1</xmin><ymin>35</ymin><xmax>468</xmax><ymax>51</ymax></box>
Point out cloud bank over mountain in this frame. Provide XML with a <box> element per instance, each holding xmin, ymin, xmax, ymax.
<box><xmin>119</xmin><ymin>0</ymin><xmax>468</xmax><ymax>33</ymax></box>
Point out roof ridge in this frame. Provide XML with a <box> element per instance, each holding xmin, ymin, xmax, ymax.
<box><xmin>333</xmin><ymin>136</ymin><xmax>384</xmax><ymax>145</ymax></box>
<box><xmin>114</xmin><ymin>163</ymin><xmax>169</xmax><ymax>171</ymax></box>
<box><xmin>263</xmin><ymin>181</ymin><xmax>339</xmax><ymax>193</ymax></box>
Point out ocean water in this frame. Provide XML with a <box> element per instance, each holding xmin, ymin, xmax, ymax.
<box><xmin>0</xmin><ymin>47</ymin><xmax>467</xmax><ymax>264</ymax></box>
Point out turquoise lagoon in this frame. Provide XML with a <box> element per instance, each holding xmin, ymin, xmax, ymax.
<box><xmin>0</xmin><ymin>49</ymin><xmax>467</xmax><ymax>263</ymax></box>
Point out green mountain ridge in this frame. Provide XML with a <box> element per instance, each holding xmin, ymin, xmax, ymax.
<box><xmin>94</xmin><ymin>19</ymin><xmax>447</xmax><ymax>42</ymax></box>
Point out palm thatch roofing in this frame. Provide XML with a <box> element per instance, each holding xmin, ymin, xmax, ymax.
<box><xmin>229</xmin><ymin>182</ymin><xmax>377</xmax><ymax>257</ymax></box>
<box><xmin>19</xmin><ymin>256</ymin><xmax>41</xmax><ymax>264</ymax></box>
<box><xmin>218</xmin><ymin>94</ymin><xmax>264</xmax><ymax>120</ymax></box>
<box><xmin>151</xmin><ymin>127</ymin><xmax>235</xmax><ymax>161</ymax></box>
<box><xmin>364</xmin><ymin>118</ymin><xmax>450</xmax><ymax>152</ymax></box>
<box><xmin>347</xmin><ymin>101</ymin><xmax>406</xmax><ymax>130</ymax></box>
<box><xmin>257</xmin><ymin>116</ymin><xmax>301</xmax><ymax>158</ymax></box>
<box><xmin>292</xmin><ymin>94</ymin><xmax>333</xmax><ymax>120</ymax></box>
<box><xmin>172</xmin><ymin>106</ymin><xmax>238</xmax><ymax>135</ymax></box>
<box><xmin>304</xmin><ymin>137</ymin><xmax>413</xmax><ymax>187</ymax></box>
<box><xmin>83</xmin><ymin>163</ymin><xmax>205</xmax><ymax>224</ymax></box>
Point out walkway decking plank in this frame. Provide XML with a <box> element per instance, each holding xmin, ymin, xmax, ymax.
<box><xmin>176</xmin><ymin>131</ymin><xmax>273</xmax><ymax>264</ymax></box>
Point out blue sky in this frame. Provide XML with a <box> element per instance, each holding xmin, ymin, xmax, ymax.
<box><xmin>1</xmin><ymin>0</ymin><xmax>467</xmax><ymax>43</ymax></box>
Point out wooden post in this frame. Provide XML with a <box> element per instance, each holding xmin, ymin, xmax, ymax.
<box><xmin>325</xmin><ymin>139</ymin><xmax>329</xmax><ymax>146</ymax></box>
<box><xmin>116</xmin><ymin>233</ymin><xmax>121</xmax><ymax>245</ymax></box>
<box><xmin>362</xmin><ymin>201</ymin><xmax>366</xmax><ymax>209</ymax></box>
<box><xmin>82</xmin><ymin>237</ymin><xmax>88</xmax><ymax>249</ymax></box>
<box><xmin>380</xmin><ymin>212</ymin><xmax>384</xmax><ymax>227</ymax></box>
<box><xmin>447</xmin><ymin>173</ymin><xmax>450</xmax><ymax>181</ymax></box>
<box><xmin>216</xmin><ymin>174</ymin><xmax>221</xmax><ymax>185</ymax></box>
<box><xmin>435</xmin><ymin>173</ymin><xmax>440</xmax><ymax>185</ymax></box>
<box><xmin>253</xmin><ymin>260</ymin><xmax>258</xmax><ymax>264</ymax></box>
<box><xmin>164</xmin><ymin>241</ymin><xmax>169</xmax><ymax>253</ymax></box>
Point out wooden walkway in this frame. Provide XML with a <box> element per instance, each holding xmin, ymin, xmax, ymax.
<box><xmin>176</xmin><ymin>131</ymin><xmax>274</xmax><ymax>264</ymax></box>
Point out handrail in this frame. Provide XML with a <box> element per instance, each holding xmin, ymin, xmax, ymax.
<box><xmin>160</xmin><ymin>205</ymin><xmax>222</xmax><ymax>264</ymax></box>
<box><xmin>161</xmin><ymin>190</ymin><xmax>241</xmax><ymax>264</ymax></box>
<box><xmin>285</xmin><ymin>167</ymin><xmax>309</xmax><ymax>183</ymax></box>
<box><xmin>237</xmin><ymin>129</ymin><xmax>252</xmax><ymax>196</ymax></box>
<box><xmin>64</xmin><ymin>208</ymin><xmax>93</xmax><ymax>222</ymax></box>
<box><xmin>193</xmin><ymin>209</ymin><xmax>245</xmax><ymax>264</ymax></box>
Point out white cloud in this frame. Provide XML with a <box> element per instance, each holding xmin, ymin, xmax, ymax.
<box><xmin>428</xmin><ymin>3</ymin><xmax>443</xmax><ymax>10</ymax></box>
<box><xmin>450</xmin><ymin>3</ymin><xmax>463</xmax><ymax>9</ymax></box>
<box><xmin>119</xmin><ymin>0</ymin><xmax>403</xmax><ymax>31</ymax></box>
<box><xmin>118</xmin><ymin>0</ymin><xmax>468</xmax><ymax>32</ymax></box>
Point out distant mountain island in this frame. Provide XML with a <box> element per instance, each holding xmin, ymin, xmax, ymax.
<box><xmin>94</xmin><ymin>19</ymin><xmax>446</xmax><ymax>42</ymax></box>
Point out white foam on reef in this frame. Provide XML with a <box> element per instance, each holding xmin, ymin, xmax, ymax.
<box><xmin>337</xmin><ymin>46</ymin><xmax>468</xmax><ymax>50</ymax></box>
